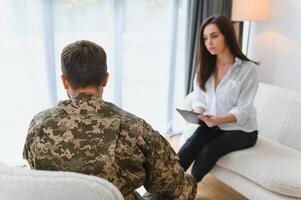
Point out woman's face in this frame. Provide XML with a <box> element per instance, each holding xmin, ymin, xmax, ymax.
<box><xmin>203</xmin><ymin>23</ymin><xmax>227</xmax><ymax>55</ymax></box>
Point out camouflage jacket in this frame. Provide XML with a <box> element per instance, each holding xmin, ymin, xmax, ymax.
<box><xmin>23</xmin><ymin>93</ymin><xmax>196</xmax><ymax>200</ymax></box>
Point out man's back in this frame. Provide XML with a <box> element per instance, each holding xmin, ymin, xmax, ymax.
<box><xmin>23</xmin><ymin>93</ymin><xmax>196</xmax><ymax>200</ymax></box>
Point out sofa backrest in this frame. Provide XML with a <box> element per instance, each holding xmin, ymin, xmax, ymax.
<box><xmin>0</xmin><ymin>161</ymin><xmax>123</xmax><ymax>200</ymax></box>
<box><xmin>254</xmin><ymin>83</ymin><xmax>301</xmax><ymax>152</ymax></box>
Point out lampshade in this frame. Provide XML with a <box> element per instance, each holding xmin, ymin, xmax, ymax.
<box><xmin>231</xmin><ymin>0</ymin><xmax>270</xmax><ymax>21</ymax></box>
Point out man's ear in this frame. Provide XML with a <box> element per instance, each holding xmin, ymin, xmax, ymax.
<box><xmin>61</xmin><ymin>74</ymin><xmax>70</xmax><ymax>89</ymax></box>
<box><xmin>100</xmin><ymin>72</ymin><xmax>109</xmax><ymax>87</ymax></box>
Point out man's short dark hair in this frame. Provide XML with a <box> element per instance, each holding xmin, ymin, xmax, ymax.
<box><xmin>61</xmin><ymin>40</ymin><xmax>107</xmax><ymax>89</ymax></box>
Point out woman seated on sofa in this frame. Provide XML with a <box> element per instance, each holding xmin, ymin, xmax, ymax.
<box><xmin>178</xmin><ymin>15</ymin><xmax>259</xmax><ymax>182</ymax></box>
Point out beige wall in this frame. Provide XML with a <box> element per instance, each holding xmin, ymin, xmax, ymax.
<box><xmin>248</xmin><ymin>0</ymin><xmax>301</xmax><ymax>93</ymax></box>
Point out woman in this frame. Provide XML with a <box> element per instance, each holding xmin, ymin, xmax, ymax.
<box><xmin>178</xmin><ymin>15</ymin><xmax>259</xmax><ymax>182</ymax></box>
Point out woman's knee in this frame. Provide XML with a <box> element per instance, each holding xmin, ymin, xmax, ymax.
<box><xmin>197</xmin><ymin>146</ymin><xmax>218</xmax><ymax>161</ymax></box>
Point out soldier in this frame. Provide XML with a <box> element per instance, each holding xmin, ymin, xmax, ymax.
<box><xmin>23</xmin><ymin>40</ymin><xmax>196</xmax><ymax>200</ymax></box>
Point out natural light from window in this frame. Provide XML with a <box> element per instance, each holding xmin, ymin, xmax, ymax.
<box><xmin>0</xmin><ymin>0</ymin><xmax>188</xmax><ymax>164</ymax></box>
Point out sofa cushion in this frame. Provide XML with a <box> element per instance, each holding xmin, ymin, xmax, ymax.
<box><xmin>216</xmin><ymin>136</ymin><xmax>301</xmax><ymax>198</ymax></box>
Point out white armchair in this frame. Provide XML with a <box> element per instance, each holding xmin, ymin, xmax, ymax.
<box><xmin>181</xmin><ymin>83</ymin><xmax>301</xmax><ymax>199</ymax></box>
<box><xmin>0</xmin><ymin>161</ymin><xmax>123</xmax><ymax>200</ymax></box>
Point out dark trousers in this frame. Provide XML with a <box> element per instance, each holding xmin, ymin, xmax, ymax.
<box><xmin>178</xmin><ymin>122</ymin><xmax>258</xmax><ymax>182</ymax></box>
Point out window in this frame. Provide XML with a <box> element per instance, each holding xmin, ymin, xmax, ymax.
<box><xmin>0</xmin><ymin>0</ymin><xmax>188</xmax><ymax>164</ymax></box>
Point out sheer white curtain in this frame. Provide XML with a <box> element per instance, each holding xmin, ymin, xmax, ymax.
<box><xmin>54</xmin><ymin>0</ymin><xmax>188</xmax><ymax>134</ymax></box>
<box><xmin>0</xmin><ymin>0</ymin><xmax>52</xmax><ymax>164</ymax></box>
<box><xmin>53</xmin><ymin>0</ymin><xmax>115</xmax><ymax>103</ymax></box>
<box><xmin>0</xmin><ymin>0</ymin><xmax>188</xmax><ymax>164</ymax></box>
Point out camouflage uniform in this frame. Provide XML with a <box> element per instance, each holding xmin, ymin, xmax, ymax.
<box><xmin>23</xmin><ymin>93</ymin><xmax>196</xmax><ymax>200</ymax></box>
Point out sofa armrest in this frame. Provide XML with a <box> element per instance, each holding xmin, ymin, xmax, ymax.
<box><xmin>183</xmin><ymin>92</ymin><xmax>194</xmax><ymax>111</ymax></box>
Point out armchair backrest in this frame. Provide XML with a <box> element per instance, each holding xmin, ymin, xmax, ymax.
<box><xmin>0</xmin><ymin>161</ymin><xmax>123</xmax><ymax>200</ymax></box>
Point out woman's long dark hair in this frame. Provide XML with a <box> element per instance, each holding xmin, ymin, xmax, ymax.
<box><xmin>196</xmin><ymin>15</ymin><xmax>258</xmax><ymax>91</ymax></box>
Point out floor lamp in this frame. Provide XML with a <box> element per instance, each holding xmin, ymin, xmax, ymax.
<box><xmin>231</xmin><ymin>0</ymin><xmax>270</xmax><ymax>56</ymax></box>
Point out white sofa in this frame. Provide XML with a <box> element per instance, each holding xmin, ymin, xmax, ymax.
<box><xmin>180</xmin><ymin>83</ymin><xmax>301</xmax><ymax>200</ymax></box>
<box><xmin>0</xmin><ymin>161</ymin><xmax>123</xmax><ymax>200</ymax></box>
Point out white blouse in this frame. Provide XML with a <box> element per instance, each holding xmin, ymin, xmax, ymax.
<box><xmin>192</xmin><ymin>58</ymin><xmax>258</xmax><ymax>132</ymax></box>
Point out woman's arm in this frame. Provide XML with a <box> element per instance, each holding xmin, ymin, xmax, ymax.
<box><xmin>228</xmin><ymin>66</ymin><xmax>259</xmax><ymax>125</ymax></box>
<box><xmin>198</xmin><ymin>114</ymin><xmax>236</xmax><ymax>127</ymax></box>
<box><xmin>193</xmin><ymin>106</ymin><xmax>205</xmax><ymax>114</ymax></box>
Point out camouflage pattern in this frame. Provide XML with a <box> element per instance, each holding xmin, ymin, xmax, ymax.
<box><xmin>23</xmin><ymin>93</ymin><xmax>196</xmax><ymax>200</ymax></box>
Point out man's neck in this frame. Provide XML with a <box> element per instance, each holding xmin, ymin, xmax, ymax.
<box><xmin>69</xmin><ymin>86</ymin><xmax>103</xmax><ymax>98</ymax></box>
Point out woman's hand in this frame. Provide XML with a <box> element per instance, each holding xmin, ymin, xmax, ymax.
<box><xmin>198</xmin><ymin>114</ymin><xmax>237</xmax><ymax>127</ymax></box>
<box><xmin>198</xmin><ymin>115</ymin><xmax>220</xmax><ymax>127</ymax></box>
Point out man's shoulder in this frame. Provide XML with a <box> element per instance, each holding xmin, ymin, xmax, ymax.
<box><xmin>104</xmin><ymin>101</ymin><xmax>145</xmax><ymax>124</ymax></box>
<box><xmin>27</xmin><ymin>107</ymin><xmax>56</xmax><ymax>137</ymax></box>
<box><xmin>103</xmin><ymin>101</ymin><xmax>157</xmax><ymax>141</ymax></box>
<box><xmin>31</xmin><ymin>108</ymin><xmax>53</xmax><ymax>125</ymax></box>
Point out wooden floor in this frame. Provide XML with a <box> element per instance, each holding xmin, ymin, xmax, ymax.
<box><xmin>167</xmin><ymin>135</ymin><xmax>247</xmax><ymax>200</ymax></box>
